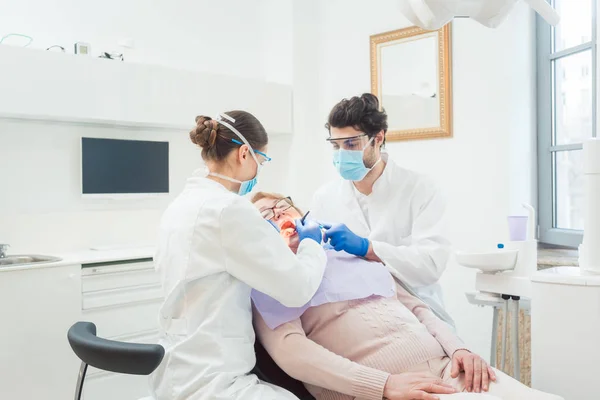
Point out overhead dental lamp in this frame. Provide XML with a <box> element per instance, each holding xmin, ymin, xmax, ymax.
<box><xmin>398</xmin><ymin>0</ymin><xmax>560</xmax><ymax>30</ymax></box>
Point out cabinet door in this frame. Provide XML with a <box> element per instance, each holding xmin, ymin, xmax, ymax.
<box><xmin>81</xmin><ymin>261</ymin><xmax>163</xmax><ymax>338</ymax></box>
<box><xmin>84</xmin><ymin>330</ymin><xmax>160</xmax><ymax>400</ymax></box>
<box><xmin>0</xmin><ymin>264</ymin><xmax>82</xmax><ymax>400</ymax></box>
<box><xmin>83</xmin><ymin>373</ymin><xmax>153</xmax><ymax>400</ymax></box>
<box><xmin>80</xmin><ymin>261</ymin><xmax>163</xmax><ymax>400</ymax></box>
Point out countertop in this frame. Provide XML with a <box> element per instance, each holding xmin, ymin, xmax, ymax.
<box><xmin>0</xmin><ymin>246</ymin><xmax>155</xmax><ymax>273</ymax></box>
<box><xmin>1</xmin><ymin>244</ymin><xmax>580</xmax><ymax>273</ymax></box>
<box><xmin>537</xmin><ymin>247</ymin><xmax>579</xmax><ymax>270</ymax></box>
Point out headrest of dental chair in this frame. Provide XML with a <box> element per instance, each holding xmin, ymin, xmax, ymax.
<box><xmin>254</xmin><ymin>340</ymin><xmax>315</xmax><ymax>400</ymax></box>
<box><xmin>67</xmin><ymin>321</ymin><xmax>165</xmax><ymax>375</ymax></box>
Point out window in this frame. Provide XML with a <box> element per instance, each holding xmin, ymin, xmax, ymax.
<box><xmin>537</xmin><ymin>0</ymin><xmax>596</xmax><ymax>247</ymax></box>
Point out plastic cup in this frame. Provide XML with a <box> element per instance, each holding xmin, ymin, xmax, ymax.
<box><xmin>507</xmin><ymin>216</ymin><xmax>528</xmax><ymax>241</ymax></box>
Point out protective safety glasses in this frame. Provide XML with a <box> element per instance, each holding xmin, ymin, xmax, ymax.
<box><xmin>260</xmin><ymin>197</ymin><xmax>294</xmax><ymax>220</ymax></box>
<box><xmin>326</xmin><ymin>134</ymin><xmax>370</xmax><ymax>150</ymax></box>
<box><xmin>231</xmin><ymin>138</ymin><xmax>272</xmax><ymax>165</ymax></box>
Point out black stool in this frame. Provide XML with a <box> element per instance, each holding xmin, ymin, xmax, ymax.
<box><xmin>67</xmin><ymin>321</ymin><xmax>165</xmax><ymax>400</ymax></box>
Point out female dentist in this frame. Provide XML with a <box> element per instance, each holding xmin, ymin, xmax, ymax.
<box><xmin>150</xmin><ymin>111</ymin><xmax>327</xmax><ymax>400</ymax></box>
<box><xmin>311</xmin><ymin>94</ymin><xmax>454</xmax><ymax>325</ymax></box>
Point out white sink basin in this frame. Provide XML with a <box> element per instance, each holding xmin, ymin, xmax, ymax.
<box><xmin>456</xmin><ymin>249</ymin><xmax>519</xmax><ymax>273</ymax></box>
<box><xmin>0</xmin><ymin>255</ymin><xmax>62</xmax><ymax>267</ymax></box>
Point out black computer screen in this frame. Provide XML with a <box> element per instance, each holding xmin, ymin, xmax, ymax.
<box><xmin>81</xmin><ymin>138</ymin><xmax>169</xmax><ymax>194</ymax></box>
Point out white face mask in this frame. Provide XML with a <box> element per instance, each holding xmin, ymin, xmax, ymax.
<box><xmin>208</xmin><ymin>113</ymin><xmax>268</xmax><ymax>196</ymax></box>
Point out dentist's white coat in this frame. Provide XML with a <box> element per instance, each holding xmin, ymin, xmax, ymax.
<box><xmin>311</xmin><ymin>153</ymin><xmax>454</xmax><ymax>326</ymax></box>
<box><xmin>150</xmin><ymin>176</ymin><xmax>327</xmax><ymax>400</ymax></box>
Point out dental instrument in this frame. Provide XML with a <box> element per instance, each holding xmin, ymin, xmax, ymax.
<box><xmin>490</xmin><ymin>299</ymin><xmax>499</xmax><ymax>368</ymax></box>
<box><xmin>511</xmin><ymin>296</ymin><xmax>520</xmax><ymax>381</ymax></box>
<box><xmin>457</xmin><ymin>203</ymin><xmax>537</xmax><ymax>380</ymax></box>
<box><xmin>321</xmin><ymin>223</ymin><xmax>370</xmax><ymax>257</ymax></box>
<box><xmin>300</xmin><ymin>212</ymin><xmax>327</xmax><ymax>231</ymax></box>
<box><xmin>500</xmin><ymin>295</ymin><xmax>508</xmax><ymax>371</ymax></box>
<box><xmin>300</xmin><ymin>211</ymin><xmax>310</xmax><ymax>224</ymax></box>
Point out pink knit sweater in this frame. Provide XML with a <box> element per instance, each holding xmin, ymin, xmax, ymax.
<box><xmin>253</xmin><ymin>282</ymin><xmax>467</xmax><ymax>400</ymax></box>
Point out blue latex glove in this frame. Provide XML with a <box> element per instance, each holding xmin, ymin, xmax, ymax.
<box><xmin>295</xmin><ymin>218</ymin><xmax>323</xmax><ymax>244</ymax></box>
<box><xmin>321</xmin><ymin>223</ymin><xmax>369</xmax><ymax>257</ymax></box>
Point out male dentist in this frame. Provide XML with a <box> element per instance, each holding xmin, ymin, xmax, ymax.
<box><xmin>311</xmin><ymin>93</ymin><xmax>453</xmax><ymax>324</ymax></box>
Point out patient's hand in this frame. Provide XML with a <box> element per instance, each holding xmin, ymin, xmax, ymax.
<box><xmin>451</xmin><ymin>350</ymin><xmax>496</xmax><ymax>393</ymax></box>
<box><xmin>383</xmin><ymin>372</ymin><xmax>456</xmax><ymax>400</ymax></box>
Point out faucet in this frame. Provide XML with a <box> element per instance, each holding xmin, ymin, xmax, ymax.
<box><xmin>0</xmin><ymin>244</ymin><xmax>9</xmax><ymax>258</ymax></box>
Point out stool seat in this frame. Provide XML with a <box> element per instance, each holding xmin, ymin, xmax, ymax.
<box><xmin>67</xmin><ymin>321</ymin><xmax>165</xmax><ymax>400</ymax></box>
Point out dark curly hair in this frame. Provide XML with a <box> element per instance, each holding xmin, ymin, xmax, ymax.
<box><xmin>325</xmin><ymin>93</ymin><xmax>388</xmax><ymax>147</ymax></box>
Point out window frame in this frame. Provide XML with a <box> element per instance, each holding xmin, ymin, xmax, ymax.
<box><xmin>536</xmin><ymin>1</ymin><xmax>597</xmax><ymax>247</ymax></box>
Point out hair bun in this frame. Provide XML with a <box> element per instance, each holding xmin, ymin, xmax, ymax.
<box><xmin>190</xmin><ymin>116</ymin><xmax>219</xmax><ymax>149</ymax></box>
<box><xmin>360</xmin><ymin>93</ymin><xmax>380</xmax><ymax>111</ymax></box>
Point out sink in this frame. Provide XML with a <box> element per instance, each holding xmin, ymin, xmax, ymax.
<box><xmin>0</xmin><ymin>255</ymin><xmax>62</xmax><ymax>267</ymax></box>
<box><xmin>456</xmin><ymin>249</ymin><xmax>519</xmax><ymax>273</ymax></box>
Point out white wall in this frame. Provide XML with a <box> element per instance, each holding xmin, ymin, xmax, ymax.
<box><xmin>286</xmin><ymin>0</ymin><xmax>537</xmax><ymax>358</ymax></box>
<box><xmin>0</xmin><ymin>120</ymin><xmax>198</xmax><ymax>253</ymax></box>
<box><xmin>0</xmin><ymin>0</ymin><xmax>293</xmax><ymax>85</ymax></box>
<box><xmin>0</xmin><ymin>0</ymin><xmax>537</xmax><ymax>358</ymax></box>
<box><xmin>0</xmin><ymin>0</ymin><xmax>296</xmax><ymax>253</ymax></box>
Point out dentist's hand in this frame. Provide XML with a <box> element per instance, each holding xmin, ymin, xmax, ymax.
<box><xmin>295</xmin><ymin>219</ymin><xmax>323</xmax><ymax>244</ymax></box>
<box><xmin>321</xmin><ymin>223</ymin><xmax>369</xmax><ymax>257</ymax></box>
<box><xmin>383</xmin><ymin>372</ymin><xmax>456</xmax><ymax>400</ymax></box>
<box><xmin>451</xmin><ymin>350</ymin><xmax>496</xmax><ymax>393</ymax></box>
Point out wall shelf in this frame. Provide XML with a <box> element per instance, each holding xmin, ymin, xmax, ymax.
<box><xmin>0</xmin><ymin>45</ymin><xmax>292</xmax><ymax>134</ymax></box>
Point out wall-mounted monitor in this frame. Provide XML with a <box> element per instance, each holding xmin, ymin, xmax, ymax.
<box><xmin>81</xmin><ymin>137</ymin><xmax>169</xmax><ymax>197</ymax></box>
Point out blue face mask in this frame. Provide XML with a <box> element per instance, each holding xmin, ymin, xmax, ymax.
<box><xmin>209</xmin><ymin>172</ymin><xmax>258</xmax><ymax>196</ymax></box>
<box><xmin>333</xmin><ymin>137</ymin><xmax>380</xmax><ymax>181</ymax></box>
<box><xmin>238</xmin><ymin>176</ymin><xmax>258</xmax><ymax>196</ymax></box>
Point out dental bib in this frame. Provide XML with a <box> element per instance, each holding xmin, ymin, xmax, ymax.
<box><xmin>251</xmin><ymin>250</ymin><xmax>396</xmax><ymax>329</ymax></box>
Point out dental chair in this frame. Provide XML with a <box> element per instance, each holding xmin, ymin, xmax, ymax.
<box><xmin>254</xmin><ymin>340</ymin><xmax>316</xmax><ymax>400</ymax></box>
<box><xmin>67</xmin><ymin>321</ymin><xmax>311</xmax><ymax>400</ymax></box>
<box><xmin>67</xmin><ymin>321</ymin><xmax>165</xmax><ymax>400</ymax></box>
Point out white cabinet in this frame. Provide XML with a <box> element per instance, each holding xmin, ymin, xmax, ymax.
<box><xmin>0</xmin><ymin>45</ymin><xmax>293</xmax><ymax>135</ymax></box>
<box><xmin>80</xmin><ymin>259</ymin><xmax>163</xmax><ymax>400</ymax></box>
<box><xmin>0</xmin><ymin>264</ymin><xmax>82</xmax><ymax>400</ymax></box>
<box><xmin>0</xmin><ymin>256</ymin><xmax>164</xmax><ymax>400</ymax></box>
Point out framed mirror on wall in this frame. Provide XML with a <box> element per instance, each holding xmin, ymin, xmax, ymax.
<box><xmin>370</xmin><ymin>24</ymin><xmax>453</xmax><ymax>141</ymax></box>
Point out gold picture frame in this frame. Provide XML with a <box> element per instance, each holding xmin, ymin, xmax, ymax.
<box><xmin>370</xmin><ymin>24</ymin><xmax>453</xmax><ymax>141</ymax></box>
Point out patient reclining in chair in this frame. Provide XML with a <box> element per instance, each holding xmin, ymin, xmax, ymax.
<box><xmin>251</xmin><ymin>192</ymin><xmax>563</xmax><ymax>400</ymax></box>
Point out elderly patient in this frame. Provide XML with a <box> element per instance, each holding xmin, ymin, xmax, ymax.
<box><xmin>250</xmin><ymin>192</ymin><xmax>563</xmax><ymax>400</ymax></box>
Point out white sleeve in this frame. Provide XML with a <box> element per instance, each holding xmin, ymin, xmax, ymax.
<box><xmin>309</xmin><ymin>186</ymin><xmax>328</xmax><ymax>222</ymax></box>
<box><xmin>220</xmin><ymin>197</ymin><xmax>327</xmax><ymax>307</ymax></box>
<box><xmin>371</xmin><ymin>181</ymin><xmax>451</xmax><ymax>288</ymax></box>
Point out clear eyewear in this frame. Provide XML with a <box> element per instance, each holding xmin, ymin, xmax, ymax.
<box><xmin>231</xmin><ymin>138</ymin><xmax>272</xmax><ymax>165</ymax></box>
<box><xmin>260</xmin><ymin>197</ymin><xmax>293</xmax><ymax>220</ymax></box>
<box><xmin>326</xmin><ymin>134</ymin><xmax>369</xmax><ymax>150</ymax></box>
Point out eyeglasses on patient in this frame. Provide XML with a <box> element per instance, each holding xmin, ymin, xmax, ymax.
<box><xmin>260</xmin><ymin>197</ymin><xmax>293</xmax><ymax>220</ymax></box>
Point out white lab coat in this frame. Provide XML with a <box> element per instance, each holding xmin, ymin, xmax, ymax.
<box><xmin>150</xmin><ymin>175</ymin><xmax>327</xmax><ymax>400</ymax></box>
<box><xmin>311</xmin><ymin>153</ymin><xmax>454</xmax><ymax>326</ymax></box>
